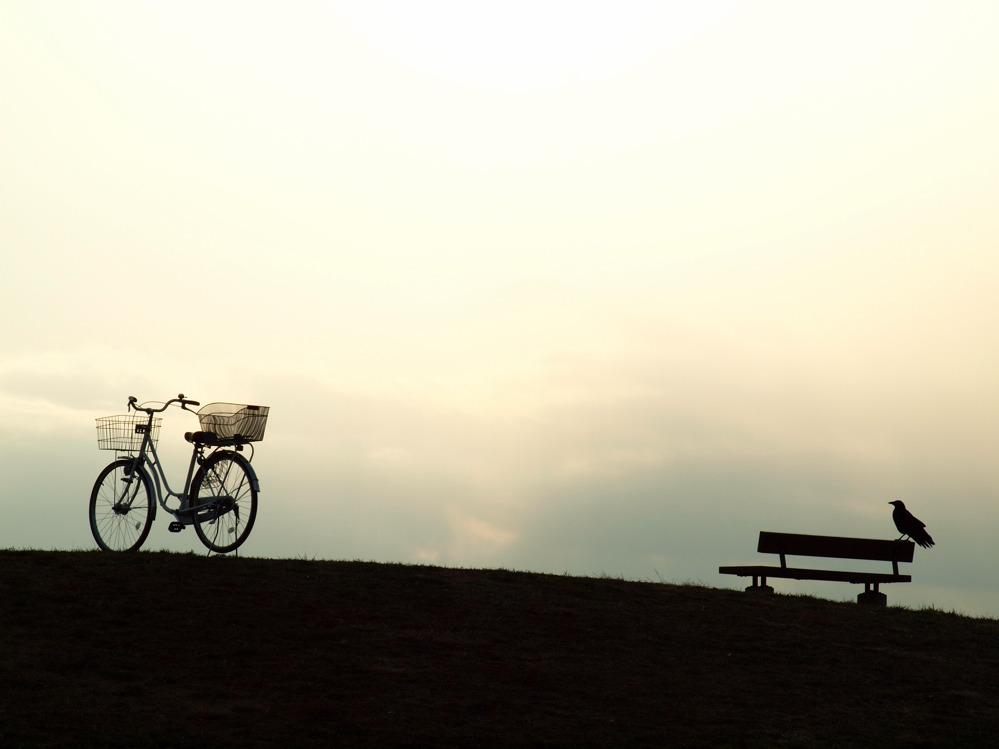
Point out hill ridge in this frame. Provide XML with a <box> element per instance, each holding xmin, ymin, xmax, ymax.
<box><xmin>2</xmin><ymin>550</ymin><xmax>998</xmax><ymax>747</ymax></box>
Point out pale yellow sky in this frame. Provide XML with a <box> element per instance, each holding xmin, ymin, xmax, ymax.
<box><xmin>2</xmin><ymin>1</ymin><xmax>998</xmax><ymax>613</ymax></box>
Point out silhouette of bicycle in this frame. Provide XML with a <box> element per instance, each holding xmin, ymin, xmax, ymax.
<box><xmin>90</xmin><ymin>394</ymin><xmax>268</xmax><ymax>553</ymax></box>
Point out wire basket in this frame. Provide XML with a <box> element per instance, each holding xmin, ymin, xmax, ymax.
<box><xmin>96</xmin><ymin>415</ymin><xmax>161</xmax><ymax>451</ymax></box>
<box><xmin>197</xmin><ymin>403</ymin><xmax>270</xmax><ymax>442</ymax></box>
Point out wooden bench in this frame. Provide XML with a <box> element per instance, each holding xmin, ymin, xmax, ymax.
<box><xmin>719</xmin><ymin>531</ymin><xmax>915</xmax><ymax>606</ymax></box>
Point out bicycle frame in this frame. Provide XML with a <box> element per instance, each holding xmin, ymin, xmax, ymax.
<box><xmin>118</xmin><ymin>402</ymin><xmax>258</xmax><ymax>526</ymax></box>
<box><xmin>121</xmin><ymin>414</ymin><xmax>199</xmax><ymax>523</ymax></box>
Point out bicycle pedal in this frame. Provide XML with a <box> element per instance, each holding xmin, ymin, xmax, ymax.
<box><xmin>168</xmin><ymin>522</ymin><xmax>186</xmax><ymax>533</ymax></box>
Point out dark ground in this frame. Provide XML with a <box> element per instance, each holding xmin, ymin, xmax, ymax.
<box><xmin>2</xmin><ymin>550</ymin><xmax>998</xmax><ymax>748</ymax></box>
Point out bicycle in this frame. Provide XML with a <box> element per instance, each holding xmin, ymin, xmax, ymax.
<box><xmin>90</xmin><ymin>394</ymin><xmax>269</xmax><ymax>554</ymax></box>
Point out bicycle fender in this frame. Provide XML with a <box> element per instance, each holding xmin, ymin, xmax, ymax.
<box><xmin>118</xmin><ymin>458</ymin><xmax>156</xmax><ymax>522</ymax></box>
<box><xmin>218</xmin><ymin>450</ymin><xmax>260</xmax><ymax>493</ymax></box>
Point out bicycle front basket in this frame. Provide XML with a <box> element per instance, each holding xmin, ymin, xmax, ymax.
<box><xmin>96</xmin><ymin>415</ymin><xmax>161</xmax><ymax>451</ymax></box>
<box><xmin>197</xmin><ymin>403</ymin><xmax>269</xmax><ymax>442</ymax></box>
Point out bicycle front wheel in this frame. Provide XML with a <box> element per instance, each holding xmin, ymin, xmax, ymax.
<box><xmin>190</xmin><ymin>451</ymin><xmax>258</xmax><ymax>553</ymax></box>
<box><xmin>90</xmin><ymin>459</ymin><xmax>155</xmax><ymax>551</ymax></box>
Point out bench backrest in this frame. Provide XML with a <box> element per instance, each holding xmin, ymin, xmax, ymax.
<box><xmin>758</xmin><ymin>532</ymin><xmax>914</xmax><ymax>569</ymax></box>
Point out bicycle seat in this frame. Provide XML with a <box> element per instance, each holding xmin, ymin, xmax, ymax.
<box><xmin>185</xmin><ymin>431</ymin><xmax>251</xmax><ymax>447</ymax></box>
<box><xmin>185</xmin><ymin>431</ymin><xmax>220</xmax><ymax>445</ymax></box>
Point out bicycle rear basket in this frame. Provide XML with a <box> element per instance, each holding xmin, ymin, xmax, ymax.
<box><xmin>96</xmin><ymin>415</ymin><xmax>161</xmax><ymax>451</ymax></box>
<box><xmin>197</xmin><ymin>403</ymin><xmax>269</xmax><ymax>442</ymax></box>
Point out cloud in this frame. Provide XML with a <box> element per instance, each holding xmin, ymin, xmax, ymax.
<box><xmin>3</xmin><ymin>308</ymin><xmax>998</xmax><ymax>618</ymax></box>
<box><xmin>241</xmin><ymin>341</ymin><xmax>996</xmax><ymax>599</ymax></box>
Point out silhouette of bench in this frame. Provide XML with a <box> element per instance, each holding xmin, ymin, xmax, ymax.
<box><xmin>719</xmin><ymin>531</ymin><xmax>915</xmax><ymax>606</ymax></box>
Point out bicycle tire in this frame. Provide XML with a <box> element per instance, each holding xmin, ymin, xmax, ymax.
<box><xmin>89</xmin><ymin>459</ymin><xmax>155</xmax><ymax>552</ymax></box>
<box><xmin>190</xmin><ymin>450</ymin><xmax>258</xmax><ymax>553</ymax></box>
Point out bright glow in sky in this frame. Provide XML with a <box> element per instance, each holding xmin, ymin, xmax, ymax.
<box><xmin>3</xmin><ymin>1</ymin><xmax>999</xmax><ymax>615</ymax></box>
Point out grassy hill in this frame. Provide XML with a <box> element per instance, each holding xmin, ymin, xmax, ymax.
<box><xmin>2</xmin><ymin>551</ymin><xmax>998</xmax><ymax>748</ymax></box>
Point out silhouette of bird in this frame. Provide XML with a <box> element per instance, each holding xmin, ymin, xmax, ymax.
<box><xmin>889</xmin><ymin>500</ymin><xmax>934</xmax><ymax>548</ymax></box>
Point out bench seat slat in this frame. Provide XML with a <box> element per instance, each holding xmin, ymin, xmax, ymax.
<box><xmin>718</xmin><ymin>564</ymin><xmax>911</xmax><ymax>585</ymax></box>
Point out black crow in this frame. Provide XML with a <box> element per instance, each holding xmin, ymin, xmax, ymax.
<box><xmin>889</xmin><ymin>500</ymin><xmax>934</xmax><ymax>548</ymax></box>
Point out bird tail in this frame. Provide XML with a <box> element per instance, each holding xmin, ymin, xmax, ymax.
<box><xmin>913</xmin><ymin>529</ymin><xmax>934</xmax><ymax>548</ymax></box>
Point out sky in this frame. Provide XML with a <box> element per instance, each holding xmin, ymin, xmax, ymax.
<box><xmin>2</xmin><ymin>1</ymin><xmax>998</xmax><ymax>615</ymax></box>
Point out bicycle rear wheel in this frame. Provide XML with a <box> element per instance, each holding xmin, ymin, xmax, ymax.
<box><xmin>89</xmin><ymin>459</ymin><xmax>155</xmax><ymax>551</ymax></box>
<box><xmin>190</xmin><ymin>450</ymin><xmax>258</xmax><ymax>553</ymax></box>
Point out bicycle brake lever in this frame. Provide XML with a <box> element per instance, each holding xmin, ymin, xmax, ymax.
<box><xmin>127</xmin><ymin>396</ymin><xmax>137</xmax><ymax>411</ymax></box>
<box><xmin>178</xmin><ymin>396</ymin><xmax>201</xmax><ymax>411</ymax></box>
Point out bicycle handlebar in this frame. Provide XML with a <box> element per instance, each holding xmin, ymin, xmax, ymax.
<box><xmin>127</xmin><ymin>394</ymin><xmax>201</xmax><ymax>413</ymax></box>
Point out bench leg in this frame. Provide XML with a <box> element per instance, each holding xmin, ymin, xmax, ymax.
<box><xmin>746</xmin><ymin>575</ymin><xmax>774</xmax><ymax>595</ymax></box>
<box><xmin>857</xmin><ymin>581</ymin><xmax>887</xmax><ymax>606</ymax></box>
